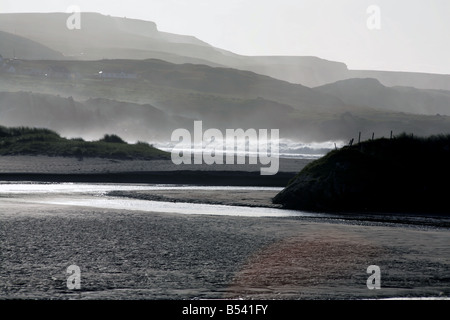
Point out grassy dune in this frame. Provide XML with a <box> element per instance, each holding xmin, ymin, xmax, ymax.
<box><xmin>273</xmin><ymin>133</ymin><xmax>450</xmax><ymax>214</ymax></box>
<box><xmin>0</xmin><ymin>126</ymin><xmax>170</xmax><ymax>160</ymax></box>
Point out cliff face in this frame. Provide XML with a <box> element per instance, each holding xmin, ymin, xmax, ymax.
<box><xmin>273</xmin><ymin>135</ymin><xmax>450</xmax><ymax>214</ymax></box>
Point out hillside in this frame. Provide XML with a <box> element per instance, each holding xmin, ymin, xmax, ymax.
<box><xmin>2</xmin><ymin>59</ymin><xmax>450</xmax><ymax>144</ymax></box>
<box><xmin>0</xmin><ymin>91</ymin><xmax>192</xmax><ymax>141</ymax></box>
<box><xmin>0</xmin><ymin>31</ymin><xmax>65</xmax><ymax>60</ymax></box>
<box><xmin>273</xmin><ymin>134</ymin><xmax>450</xmax><ymax>214</ymax></box>
<box><xmin>0</xmin><ymin>13</ymin><xmax>211</xmax><ymax>58</ymax></box>
<box><xmin>0</xmin><ymin>126</ymin><xmax>169</xmax><ymax>160</ymax></box>
<box><xmin>347</xmin><ymin>70</ymin><xmax>450</xmax><ymax>92</ymax></box>
<box><xmin>0</xmin><ymin>58</ymin><xmax>344</xmax><ymax>110</ymax></box>
<box><xmin>2</xmin><ymin>12</ymin><xmax>450</xmax><ymax>91</ymax></box>
<box><xmin>315</xmin><ymin>78</ymin><xmax>450</xmax><ymax>116</ymax></box>
<box><xmin>0</xmin><ymin>13</ymin><xmax>347</xmax><ymax>87</ymax></box>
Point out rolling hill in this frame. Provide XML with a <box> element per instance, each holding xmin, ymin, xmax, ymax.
<box><xmin>315</xmin><ymin>78</ymin><xmax>450</xmax><ymax>116</ymax></box>
<box><xmin>1</xmin><ymin>87</ymin><xmax>450</xmax><ymax>145</ymax></box>
<box><xmin>1</xmin><ymin>12</ymin><xmax>450</xmax><ymax>145</ymax></box>
<box><xmin>0</xmin><ymin>58</ymin><xmax>347</xmax><ymax>114</ymax></box>
<box><xmin>0</xmin><ymin>91</ymin><xmax>190</xmax><ymax>141</ymax></box>
<box><xmin>2</xmin><ymin>12</ymin><xmax>449</xmax><ymax>90</ymax></box>
<box><xmin>0</xmin><ymin>30</ymin><xmax>65</xmax><ymax>60</ymax></box>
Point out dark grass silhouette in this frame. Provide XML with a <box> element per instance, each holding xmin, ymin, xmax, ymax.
<box><xmin>273</xmin><ymin>133</ymin><xmax>450</xmax><ymax>214</ymax></box>
<box><xmin>0</xmin><ymin>126</ymin><xmax>169</xmax><ymax>160</ymax></box>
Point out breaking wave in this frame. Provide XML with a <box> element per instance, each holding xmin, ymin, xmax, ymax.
<box><xmin>154</xmin><ymin>138</ymin><xmax>344</xmax><ymax>160</ymax></box>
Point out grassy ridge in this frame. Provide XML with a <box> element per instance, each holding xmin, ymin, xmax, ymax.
<box><xmin>0</xmin><ymin>126</ymin><xmax>170</xmax><ymax>160</ymax></box>
<box><xmin>273</xmin><ymin>133</ymin><xmax>450</xmax><ymax>214</ymax></box>
<box><xmin>3</xmin><ymin>60</ymin><xmax>450</xmax><ymax>142</ymax></box>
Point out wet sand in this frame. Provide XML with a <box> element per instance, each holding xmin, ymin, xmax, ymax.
<box><xmin>0</xmin><ymin>155</ymin><xmax>311</xmax><ymax>187</ymax></box>
<box><xmin>0</xmin><ymin>155</ymin><xmax>311</xmax><ymax>174</ymax></box>
<box><xmin>0</xmin><ymin>155</ymin><xmax>449</xmax><ymax>300</ymax></box>
<box><xmin>1</xmin><ymin>196</ymin><xmax>449</xmax><ymax>300</ymax></box>
<box><xmin>107</xmin><ymin>189</ymin><xmax>284</xmax><ymax>208</ymax></box>
<box><xmin>107</xmin><ymin>188</ymin><xmax>450</xmax><ymax>227</ymax></box>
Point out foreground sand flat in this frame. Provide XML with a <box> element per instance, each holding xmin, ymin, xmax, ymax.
<box><xmin>0</xmin><ymin>156</ymin><xmax>311</xmax><ymax>174</ymax></box>
<box><xmin>0</xmin><ymin>156</ymin><xmax>312</xmax><ymax>187</ymax></box>
<box><xmin>0</xmin><ymin>155</ymin><xmax>449</xmax><ymax>300</ymax></box>
<box><xmin>1</xmin><ymin>198</ymin><xmax>449</xmax><ymax>300</ymax></box>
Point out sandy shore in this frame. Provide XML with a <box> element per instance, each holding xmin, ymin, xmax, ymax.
<box><xmin>107</xmin><ymin>189</ymin><xmax>450</xmax><ymax>228</ymax></box>
<box><xmin>0</xmin><ymin>155</ymin><xmax>449</xmax><ymax>300</ymax></box>
<box><xmin>1</xmin><ymin>189</ymin><xmax>449</xmax><ymax>300</ymax></box>
<box><xmin>108</xmin><ymin>189</ymin><xmax>283</xmax><ymax>208</ymax></box>
<box><xmin>0</xmin><ymin>155</ymin><xmax>311</xmax><ymax>186</ymax></box>
<box><xmin>0</xmin><ymin>155</ymin><xmax>311</xmax><ymax>174</ymax></box>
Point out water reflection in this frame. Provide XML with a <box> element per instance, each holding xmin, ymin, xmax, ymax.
<box><xmin>0</xmin><ymin>182</ymin><xmax>325</xmax><ymax>218</ymax></box>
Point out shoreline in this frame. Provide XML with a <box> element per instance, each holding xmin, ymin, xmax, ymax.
<box><xmin>0</xmin><ymin>171</ymin><xmax>296</xmax><ymax>187</ymax></box>
<box><xmin>107</xmin><ymin>188</ymin><xmax>284</xmax><ymax>209</ymax></box>
<box><xmin>0</xmin><ymin>155</ymin><xmax>310</xmax><ymax>187</ymax></box>
<box><xmin>1</xmin><ymin>156</ymin><xmax>449</xmax><ymax>300</ymax></box>
<box><xmin>1</xmin><ymin>199</ymin><xmax>449</xmax><ymax>300</ymax></box>
<box><xmin>1</xmin><ymin>155</ymin><xmax>450</xmax><ymax>227</ymax></box>
<box><xmin>105</xmin><ymin>189</ymin><xmax>450</xmax><ymax>229</ymax></box>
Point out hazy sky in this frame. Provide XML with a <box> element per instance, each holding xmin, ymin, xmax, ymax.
<box><xmin>1</xmin><ymin>0</ymin><xmax>449</xmax><ymax>74</ymax></box>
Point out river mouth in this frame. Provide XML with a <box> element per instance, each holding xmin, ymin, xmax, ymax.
<box><xmin>1</xmin><ymin>182</ymin><xmax>449</xmax><ymax>300</ymax></box>
<box><xmin>1</xmin><ymin>182</ymin><xmax>449</xmax><ymax>227</ymax></box>
<box><xmin>0</xmin><ymin>182</ymin><xmax>327</xmax><ymax>218</ymax></box>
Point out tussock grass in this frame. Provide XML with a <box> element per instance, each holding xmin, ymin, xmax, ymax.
<box><xmin>275</xmin><ymin>133</ymin><xmax>450</xmax><ymax>213</ymax></box>
<box><xmin>0</xmin><ymin>126</ymin><xmax>169</xmax><ymax>160</ymax></box>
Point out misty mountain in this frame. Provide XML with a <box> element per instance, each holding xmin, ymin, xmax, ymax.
<box><xmin>315</xmin><ymin>78</ymin><xmax>450</xmax><ymax>116</ymax></box>
<box><xmin>0</xmin><ymin>12</ymin><xmax>345</xmax><ymax>88</ymax></box>
<box><xmin>2</xmin><ymin>57</ymin><xmax>450</xmax><ymax>144</ymax></box>
<box><xmin>0</xmin><ymin>91</ymin><xmax>306</xmax><ymax>142</ymax></box>
<box><xmin>237</xmin><ymin>56</ymin><xmax>349</xmax><ymax>88</ymax></box>
<box><xmin>1</xmin><ymin>10</ymin><xmax>450</xmax><ymax>144</ymax></box>
<box><xmin>0</xmin><ymin>91</ymin><xmax>189</xmax><ymax>141</ymax></box>
<box><xmin>0</xmin><ymin>58</ymin><xmax>346</xmax><ymax>114</ymax></box>
<box><xmin>347</xmin><ymin>70</ymin><xmax>450</xmax><ymax>92</ymax></box>
<box><xmin>0</xmin><ymin>31</ymin><xmax>65</xmax><ymax>60</ymax></box>
<box><xmin>0</xmin><ymin>13</ymin><xmax>231</xmax><ymax>62</ymax></box>
<box><xmin>3</xmin><ymin>12</ymin><xmax>449</xmax><ymax>92</ymax></box>
<box><xmin>2</xmin><ymin>89</ymin><xmax>450</xmax><ymax>146</ymax></box>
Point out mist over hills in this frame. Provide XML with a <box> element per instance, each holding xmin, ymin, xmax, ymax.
<box><xmin>1</xmin><ymin>12</ymin><xmax>450</xmax><ymax>148</ymax></box>
<box><xmin>316</xmin><ymin>78</ymin><xmax>450</xmax><ymax>116</ymax></box>
<box><xmin>1</xmin><ymin>12</ymin><xmax>449</xmax><ymax>90</ymax></box>
<box><xmin>346</xmin><ymin>70</ymin><xmax>450</xmax><ymax>93</ymax></box>
<box><xmin>1</xmin><ymin>89</ymin><xmax>450</xmax><ymax>146</ymax></box>
<box><xmin>0</xmin><ymin>31</ymin><xmax>64</xmax><ymax>60</ymax></box>
<box><xmin>0</xmin><ymin>13</ymin><xmax>233</xmax><ymax>64</ymax></box>
<box><xmin>0</xmin><ymin>91</ymin><xmax>189</xmax><ymax>141</ymax></box>
<box><xmin>0</xmin><ymin>58</ymin><xmax>347</xmax><ymax>114</ymax></box>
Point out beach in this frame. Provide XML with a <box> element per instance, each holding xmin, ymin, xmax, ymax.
<box><xmin>0</xmin><ymin>155</ymin><xmax>309</xmax><ymax>186</ymax></box>
<box><xmin>0</xmin><ymin>155</ymin><xmax>449</xmax><ymax>300</ymax></box>
<box><xmin>1</xmin><ymin>199</ymin><xmax>449</xmax><ymax>300</ymax></box>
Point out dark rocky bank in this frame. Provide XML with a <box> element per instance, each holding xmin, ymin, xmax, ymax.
<box><xmin>273</xmin><ymin>134</ymin><xmax>450</xmax><ymax>214</ymax></box>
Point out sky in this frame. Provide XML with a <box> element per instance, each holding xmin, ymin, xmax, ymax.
<box><xmin>1</xmin><ymin>0</ymin><xmax>449</xmax><ymax>74</ymax></box>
